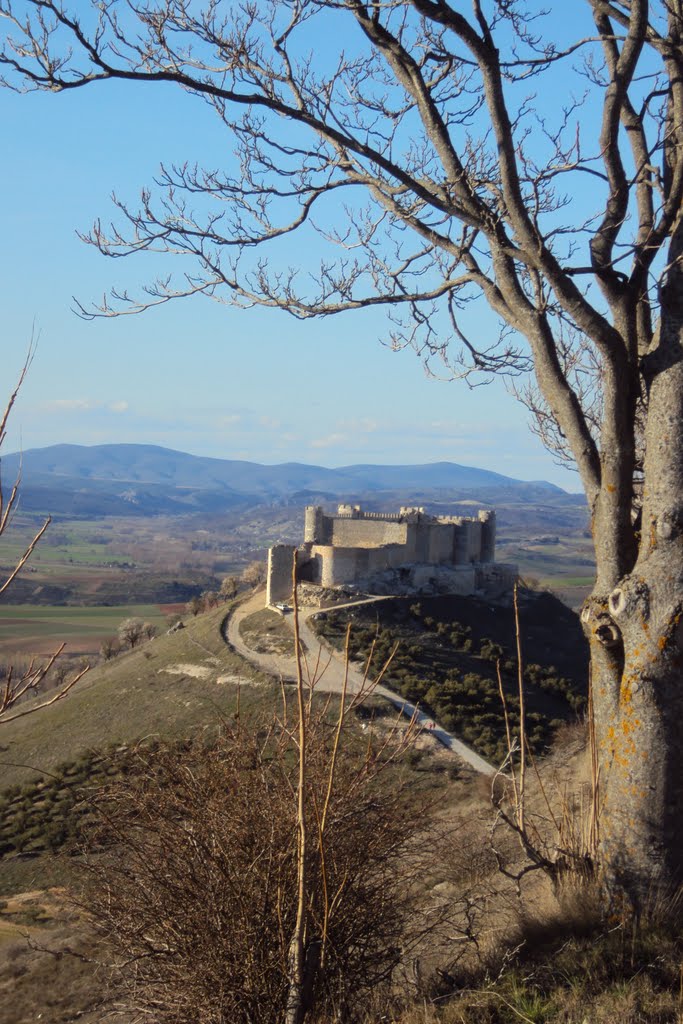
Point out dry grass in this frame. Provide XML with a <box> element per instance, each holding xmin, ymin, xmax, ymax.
<box><xmin>238</xmin><ymin>607</ymin><xmax>300</xmax><ymax>655</ymax></box>
<box><xmin>0</xmin><ymin>600</ymin><xmax>679</xmax><ymax>1024</ymax></box>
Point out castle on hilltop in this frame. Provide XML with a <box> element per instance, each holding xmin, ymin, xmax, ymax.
<box><xmin>267</xmin><ymin>504</ymin><xmax>517</xmax><ymax>605</ymax></box>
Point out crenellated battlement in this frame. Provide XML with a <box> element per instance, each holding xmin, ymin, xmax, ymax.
<box><xmin>268</xmin><ymin>503</ymin><xmax>515</xmax><ymax>602</ymax></box>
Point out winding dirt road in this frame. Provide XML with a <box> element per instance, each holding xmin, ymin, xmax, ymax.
<box><xmin>226</xmin><ymin>591</ymin><xmax>495</xmax><ymax>776</ymax></box>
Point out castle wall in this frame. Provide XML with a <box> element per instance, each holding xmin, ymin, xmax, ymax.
<box><xmin>269</xmin><ymin>504</ymin><xmax>511</xmax><ymax>601</ymax></box>
<box><xmin>475</xmin><ymin>561</ymin><xmax>517</xmax><ymax>596</ymax></box>
<box><xmin>315</xmin><ymin>546</ymin><xmax>366</xmax><ymax>587</ymax></box>
<box><xmin>410</xmin><ymin>563</ymin><xmax>477</xmax><ymax>594</ymax></box>
<box><xmin>427</xmin><ymin>523</ymin><xmax>457</xmax><ymax>563</ymax></box>
<box><xmin>266</xmin><ymin>544</ymin><xmax>296</xmax><ymax>605</ymax></box>
<box><xmin>328</xmin><ymin>517</ymin><xmax>407</xmax><ymax>549</ymax></box>
<box><xmin>465</xmin><ymin>520</ymin><xmax>483</xmax><ymax>561</ymax></box>
<box><xmin>311</xmin><ymin>542</ymin><xmax>409</xmax><ymax>586</ymax></box>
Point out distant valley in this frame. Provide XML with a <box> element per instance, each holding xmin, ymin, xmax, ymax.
<box><xmin>0</xmin><ymin>443</ymin><xmax>593</xmax><ymax>656</ymax></box>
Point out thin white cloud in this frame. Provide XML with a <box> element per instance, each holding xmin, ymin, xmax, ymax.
<box><xmin>47</xmin><ymin>398</ymin><xmax>93</xmax><ymax>411</ymax></box>
<box><xmin>310</xmin><ymin>433</ymin><xmax>348</xmax><ymax>449</ymax></box>
<box><xmin>337</xmin><ymin>417</ymin><xmax>379</xmax><ymax>433</ymax></box>
<box><xmin>44</xmin><ymin>398</ymin><xmax>128</xmax><ymax>414</ymax></box>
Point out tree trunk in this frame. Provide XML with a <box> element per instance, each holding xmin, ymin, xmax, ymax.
<box><xmin>586</xmin><ymin>224</ymin><xmax>683</xmax><ymax>908</ymax></box>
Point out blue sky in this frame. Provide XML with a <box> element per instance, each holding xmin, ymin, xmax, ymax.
<box><xmin>0</xmin><ymin>15</ymin><xmax>585</xmax><ymax>491</ymax></box>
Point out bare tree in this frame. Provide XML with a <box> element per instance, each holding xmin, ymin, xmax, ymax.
<box><xmin>1</xmin><ymin>0</ymin><xmax>682</xmax><ymax>905</ymax></box>
<box><xmin>220</xmin><ymin>575</ymin><xmax>239</xmax><ymax>600</ymax></box>
<box><xmin>241</xmin><ymin>560</ymin><xmax>266</xmax><ymax>588</ymax></box>
<box><xmin>117</xmin><ymin>617</ymin><xmax>145</xmax><ymax>650</ymax></box>
<box><xmin>0</xmin><ymin>353</ymin><xmax>50</xmax><ymax>599</ymax></box>
<box><xmin>0</xmin><ymin>352</ymin><xmax>88</xmax><ymax>721</ymax></box>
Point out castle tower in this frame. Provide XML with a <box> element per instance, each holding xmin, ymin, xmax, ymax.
<box><xmin>479</xmin><ymin>510</ymin><xmax>496</xmax><ymax>562</ymax></box>
<box><xmin>304</xmin><ymin>505</ymin><xmax>325</xmax><ymax>544</ymax></box>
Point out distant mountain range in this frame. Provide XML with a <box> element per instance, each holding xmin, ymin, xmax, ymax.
<box><xmin>2</xmin><ymin>443</ymin><xmax>574</xmax><ymax>517</ymax></box>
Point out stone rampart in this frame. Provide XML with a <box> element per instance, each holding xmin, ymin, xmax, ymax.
<box><xmin>269</xmin><ymin>504</ymin><xmax>514</xmax><ymax>603</ymax></box>
<box><xmin>329</xmin><ymin>516</ymin><xmax>408</xmax><ymax>549</ymax></box>
<box><xmin>266</xmin><ymin>544</ymin><xmax>296</xmax><ymax>605</ymax></box>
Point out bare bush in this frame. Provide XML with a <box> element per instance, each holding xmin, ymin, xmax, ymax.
<box><xmin>82</xmin><ymin>707</ymin><xmax>431</xmax><ymax>1024</ymax></box>
<box><xmin>99</xmin><ymin>637</ymin><xmax>120</xmax><ymax>662</ymax></box>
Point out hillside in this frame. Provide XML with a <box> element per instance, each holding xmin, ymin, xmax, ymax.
<box><xmin>311</xmin><ymin>588</ymin><xmax>589</xmax><ymax>762</ymax></box>
<box><xmin>0</xmin><ymin>605</ymin><xmax>271</xmax><ymax>791</ymax></box>
<box><xmin>2</xmin><ymin>597</ymin><xmax>681</xmax><ymax>1024</ymax></box>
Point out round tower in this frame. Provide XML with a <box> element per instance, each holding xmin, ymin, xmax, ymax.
<box><xmin>478</xmin><ymin>510</ymin><xmax>496</xmax><ymax>562</ymax></box>
<box><xmin>304</xmin><ymin>505</ymin><xmax>325</xmax><ymax>544</ymax></box>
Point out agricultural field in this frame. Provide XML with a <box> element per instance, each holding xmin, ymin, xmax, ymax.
<box><xmin>0</xmin><ymin>603</ymin><xmax>178</xmax><ymax>660</ymax></box>
<box><xmin>495</xmin><ymin>522</ymin><xmax>595</xmax><ymax>609</ymax></box>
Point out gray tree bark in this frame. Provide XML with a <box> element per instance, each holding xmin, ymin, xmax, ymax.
<box><xmin>584</xmin><ymin>220</ymin><xmax>683</xmax><ymax>905</ymax></box>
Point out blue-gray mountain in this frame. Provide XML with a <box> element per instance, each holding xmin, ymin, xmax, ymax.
<box><xmin>3</xmin><ymin>443</ymin><xmax>575</xmax><ymax>517</ymax></box>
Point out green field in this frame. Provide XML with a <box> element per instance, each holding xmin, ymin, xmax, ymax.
<box><xmin>0</xmin><ymin>603</ymin><xmax>173</xmax><ymax>658</ymax></box>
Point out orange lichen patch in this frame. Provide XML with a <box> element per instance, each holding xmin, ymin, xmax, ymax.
<box><xmin>607</xmin><ymin>483</ymin><xmax>616</xmax><ymax>493</ymax></box>
<box><xmin>620</xmin><ymin>676</ymin><xmax>634</xmax><ymax>705</ymax></box>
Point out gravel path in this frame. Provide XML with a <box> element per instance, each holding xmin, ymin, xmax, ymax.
<box><xmin>226</xmin><ymin>591</ymin><xmax>496</xmax><ymax>776</ymax></box>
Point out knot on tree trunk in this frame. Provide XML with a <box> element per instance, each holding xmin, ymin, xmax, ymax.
<box><xmin>654</xmin><ymin>511</ymin><xmax>680</xmax><ymax>541</ymax></box>
<box><xmin>608</xmin><ymin>577</ymin><xmax>650</xmax><ymax>623</ymax></box>
<box><xmin>581</xmin><ymin>598</ymin><xmax>623</xmax><ymax>650</ymax></box>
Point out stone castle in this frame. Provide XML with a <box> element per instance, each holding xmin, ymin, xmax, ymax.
<box><xmin>267</xmin><ymin>504</ymin><xmax>516</xmax><ymax>605</ymax></box>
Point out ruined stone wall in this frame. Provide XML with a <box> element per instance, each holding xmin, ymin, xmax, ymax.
<box><xmin>475</xmin><ymin>561</ymin><xmax>517</xmax><ymax>596</ymax></box>
<box><xmin>266</xmin><ymin>544</ymin><xmax>296</xmax><ymax>605</ymax></box>
<box><xmin>312</xmin><ymin>542</ymin><xmax>409</xmax><ymax>586</ymax></box>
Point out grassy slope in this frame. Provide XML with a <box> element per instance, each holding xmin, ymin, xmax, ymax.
<box><xmin>0</xmin><ymin>605</ymin><xmax>273</xmax><ymax>790</ymax></box>
<box><xmin>1</xmin><ymin>603</ymin><xmax>681</xmax><ymax>1022</ymax></box>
